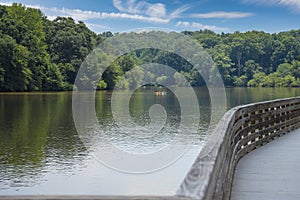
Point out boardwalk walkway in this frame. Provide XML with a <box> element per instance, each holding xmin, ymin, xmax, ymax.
<box><xmin>231</xmin><ymin>128</ymin><xmax>300</xmax><ymax>200</ymax></box>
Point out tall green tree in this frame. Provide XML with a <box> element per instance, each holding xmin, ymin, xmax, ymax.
<box><xmin>46</xmin><ymin>17</ymin><xmax>97</xmax><ymax>84</ymax></box>
<box><xmin>0</xmin><ymin>33</ymin><xmax>30</xmax><ymax>91</ymax></box>
<box><xmin>0</xmin><ymin>3</ymin><xmax>49</xmax><ymax>91</ymax></box>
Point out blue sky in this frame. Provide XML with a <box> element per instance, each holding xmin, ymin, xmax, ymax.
<box><xmin>0</xmin><ymin>0</ymin><xmax>299</xmax><ymax>34</ymax></box>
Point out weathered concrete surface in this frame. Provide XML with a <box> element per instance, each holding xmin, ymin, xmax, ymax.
<box><xmin>231</xmin><ymin>129</ymin><xmax>300</xmax><ymax>200</ymax></box>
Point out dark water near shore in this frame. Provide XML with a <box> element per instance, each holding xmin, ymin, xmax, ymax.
<box><xmin>0</xmin><ymin>87</ymin><xmax>299</xmax><ymax>195</ymax></box>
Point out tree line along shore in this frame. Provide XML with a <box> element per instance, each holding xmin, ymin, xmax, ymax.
<box><xmin>0</xmin><ymin>3</ymin><xmax>300</xmax><ymax>92</ymax></box>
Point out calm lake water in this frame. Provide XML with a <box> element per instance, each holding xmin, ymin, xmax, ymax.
<box><xmin>0</xmin><ymin>87</ymin><xmax>300</xmax><ymax>195</ymax></box>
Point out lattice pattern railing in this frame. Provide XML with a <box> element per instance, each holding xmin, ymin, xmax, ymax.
<box><xmin>177</xmin><ymin>97</ymin><xmax>300</xmax><ymax>200</ymax></box>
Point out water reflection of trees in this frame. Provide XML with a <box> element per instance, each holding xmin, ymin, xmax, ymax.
<box><xmin>226</xmin><ymin>87</ymin><xmax>300</xmax><ymax>108</ymax></box>
<box><xmin>0</xmin><ymin>93</ymin><xmax>86</xmax><ymax>188</ymax></box>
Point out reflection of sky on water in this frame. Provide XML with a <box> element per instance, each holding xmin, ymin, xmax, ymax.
<box><xmin>1</xmin><ymin>146</ymin><xmax>200</xmax><ymax>195</ymax></box>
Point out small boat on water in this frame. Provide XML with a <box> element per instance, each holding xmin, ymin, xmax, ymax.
<box><xmin>154</xmin><ymin>91</ymin><xmax>167</xmax><ymax>96</ymax></box>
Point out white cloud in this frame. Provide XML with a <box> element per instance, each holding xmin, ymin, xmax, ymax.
<box><xmin>169</xmin><ymin>5</ymin><xmax>190</xmax><ymax>19</ymax></box>
<box><xmin>0</xmin><ymin>1</ymin><xmax>10</xmax><ymax>6</ymax></box>
<box><xmin>112</xmin><ymin>0</ymin><xmax>189</xmax><ymax>19</ymax></box>
<box><xmin>49</xmin><ymin>7</ymin><xmax>169</xmax><ymax>23</ymax></box>
<box><xmin>176</xmin><ymin>21</ymin><xmax>229</xmax><ymax>32</ymax></box>
<box><xmin>191</xmin><ymin>11</ymin><xmax>253</xmax><ymax>19</ymax></box>
<box><xmin>0</xmin><ymin>1</ymin><xmax>169</xmax><ymax>23</ymax></box>
<box><xmin>243</xmin><ymin>0</ymin><xmax>300</xmax><ymax>12</ymax></box>
<box><xmin>46</xmin><ymin>15</ymin><xmax>61</xmax><ymax>21</ymax></box>
<box><xmin>176</xmin><ymin>21</ymin><xmax>190</xmax><ymax>26</ymax></box>
<box><xmin>85</xmin><ymin>23</ymin><xmax>110</xmax><ymax>33</ymax></box>
<box><xmin>145</xmin><ymin>3</ymin><xmax>166</xmax><ymax>17</ymax></box>
<box><xmin>113</xmin><ymin>0</ymin><xmax>167</xmax><ymax>17</ymax></box>
<box><xmin>113</xmin><ymin>0</ymin><xmax>125</xmax><ymax>12</ymax></box>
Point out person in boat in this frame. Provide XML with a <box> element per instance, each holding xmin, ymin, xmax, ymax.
<box><xmin>154</xmin><ymin>91</ymin><xmax>167</xmax><ymax>96</ymax></box>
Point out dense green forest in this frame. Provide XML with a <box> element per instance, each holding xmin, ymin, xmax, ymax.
<box><xmin>0</xmin><ymin>3</ymin><xmax>300</xmax><ymax>91</ymax></box>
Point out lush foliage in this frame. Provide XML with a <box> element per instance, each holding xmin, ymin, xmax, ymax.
<box><xmin>187</xmin><ymin>30</ymin><xmax>300</xmax><ymax>87</ymax></box>
<box><xmin>0</xmin><ymin>4</ymin><xmax>299</xmax><ymax>91</ymax></box>
<box><xmin>0</xmin><ymin>3</ymin><xmax>104</xmax><ymax>91</ymax></box>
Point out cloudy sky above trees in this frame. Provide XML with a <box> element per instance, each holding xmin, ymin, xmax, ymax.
<box><xmin>0</xmin><ymin>0</ymin><xmax>299</xmax><ymax>33</ymax></box>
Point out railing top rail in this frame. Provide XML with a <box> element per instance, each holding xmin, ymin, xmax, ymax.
<box><xmin>177</xmin><ymin>96</ymin><xmax>300</xmax><ymax>200</ymax></box>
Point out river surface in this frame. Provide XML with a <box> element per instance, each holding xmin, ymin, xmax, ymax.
<box><xmin>0</xmin><ymin>87</ymin><xmax>300</xmax><ymax>195</ymax></box>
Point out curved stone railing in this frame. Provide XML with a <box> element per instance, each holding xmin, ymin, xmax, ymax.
<box><xmin>177</xmin><ymin>97</ymin><xmax>300</xmax><ymax>200</ymax></box>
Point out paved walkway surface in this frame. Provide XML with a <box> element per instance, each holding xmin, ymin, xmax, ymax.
<box><xmin>231</xmin><ymin>129</ymin><xmax>300</xmax><ymax>200</ymax></box>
